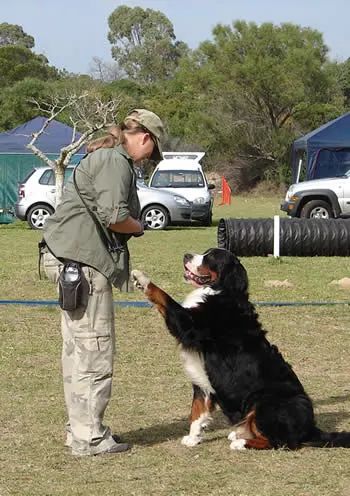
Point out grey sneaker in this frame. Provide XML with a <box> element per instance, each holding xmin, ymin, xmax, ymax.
<box><xmin>65</xmin><ymin>433</ymin><xmax>123</xmax><ymax>448</ymax></box>
<box><xmin>94</xmin><ymin>442</ymin><xmax>131</xmax><ymax>455</ymax></box>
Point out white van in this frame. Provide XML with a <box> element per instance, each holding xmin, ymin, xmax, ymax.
<box><xmin>148</xmin><ymin>152</ymin><xmax>215</xmax><ymax>226</ymax></box>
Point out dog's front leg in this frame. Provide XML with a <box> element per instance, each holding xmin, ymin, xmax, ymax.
<box><xmin>181</xmin><ymin>385</ymin><xmax>215</xmax><ymax>447</ymax></box>
<box><xmin>132</xmin><ymin>270</ymin><xmax>197</xmax><ymax>347</ymax></box>
<box><xmin>131</xmin><ymin>269</ymin><xmax>174</xmax><ymax>318</ymax></box>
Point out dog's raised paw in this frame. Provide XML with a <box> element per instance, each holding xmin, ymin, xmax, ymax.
<box><xmin>181</xmin><ymin>435</ymin><xmax>202</xmax><ymax>447</ymax></box>
<box><xmin>131</xmin><ymin>270</ymin><xmax>150</xmax><ymax>291</ymax></box>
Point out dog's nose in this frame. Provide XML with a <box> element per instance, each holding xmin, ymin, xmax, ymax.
<box><xmin>183</xmin><ymin>253</ymin><xmax>193</xmax><ymax>264</ymax></box>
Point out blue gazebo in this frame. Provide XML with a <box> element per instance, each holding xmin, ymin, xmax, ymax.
<box><xmin>0</xmin><ymin>117</ymin><xmax>85</xmax><ymax>223</ymax></box>
<box><xmin>292</xmin><ymin>112</ymin><xmax>350</xmax><ymax>182</ymax></box>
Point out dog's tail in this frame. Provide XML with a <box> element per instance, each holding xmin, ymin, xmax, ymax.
<box><xmin>304</xmin><ymin>427</ymin><xmax>350</xmax><ymax>448</ymax></box>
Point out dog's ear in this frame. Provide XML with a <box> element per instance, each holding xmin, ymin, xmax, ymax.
<box><xmin>219</xmin><ymin>258</ymin><xmax>249</xmax><ymax>295</ymax></box>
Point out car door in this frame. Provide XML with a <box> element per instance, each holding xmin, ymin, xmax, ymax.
<box><xmin>341</xmin><ymin>174</ymin><xmax>350</xmax><ymax>214</ymax></box>
<box><xmin>42</xmin><ymin>167</ymin><xmax>74</xmax><ymax>207</ymax></box>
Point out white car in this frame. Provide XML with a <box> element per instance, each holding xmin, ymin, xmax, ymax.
<box><xmin>15</xmin><ymin>166</ymin><xmax>192</xmax><ymax>230</ymax></box>
<box><xmin>281</xmin><ymin>172</ymin><xmax>350</xmax><ymax>219</ymax></box>
<box><xmin>148</xmin><ymin>152</ymin><xmax>215</xmax><ymax>226</ymax></box>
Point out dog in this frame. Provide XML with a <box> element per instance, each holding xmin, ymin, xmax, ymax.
<box><xmin>132</xmin><ymin>248</ymin><xmax>350</xmax><ymax>450</ymax></box>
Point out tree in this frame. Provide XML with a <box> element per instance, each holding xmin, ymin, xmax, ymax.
<box><xmin>0</xmin><ymin>22</ymin><xmax>35</xmax><ymax>48</ymax></box>
<box><xmin>166</xmin><ymin>21</ymin><xmax>344</xmax><ymax>186</ymax></box>
<box><xmin>0</xmin><ymin>45</ymin><xmax>58</xmax><ymax>89</ymax></box>
<box><xmin>0</xmin><ymin>78</ymin><xmax>49</xmax><ymax>130</ymax></box>
<box><xmin>26</xmin><ymin>92</ymin><xmax>121</xmax><ymax>205</ymax></box>
<box><xmin>107</xmin><ymin>5</ymin><xmax>188</xmax><ymax>83</ymax></box>
<box><xmin>89</xmin><ymin>56</ymin><xmax>124</xmax><ymax>82</ymax></box>
<box><xmin>334</xmin><ymin>58</ymin><xmax>350</xmax><ymax>107</ymax></box>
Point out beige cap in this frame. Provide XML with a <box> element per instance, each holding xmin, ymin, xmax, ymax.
<box><xmin>125</xmin><ymin>108</ymin><xmax>165</xmax><ymax>161</ymax></box>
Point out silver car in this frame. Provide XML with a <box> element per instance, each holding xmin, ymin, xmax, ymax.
<box><xmin>15</xmin><ymin>166</ymin><xmax>192</xmax><ymax>230</ymax></box>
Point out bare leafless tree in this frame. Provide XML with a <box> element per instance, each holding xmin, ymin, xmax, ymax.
<box><xmin>26</xmin><ymin>92</ymin><xmax>121</xmax><ymax>205</ymax></box>
<box><xmin>89</xmin><ymin>56</ymin><xmax>124</xmax><ymax>82</ymax></box>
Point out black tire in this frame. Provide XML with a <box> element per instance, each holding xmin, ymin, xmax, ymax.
<box><xmin>201</xmin><ymin>211</ymin><xmax>213</xmax><ymax>227</ymax></box>
<box><xmin>141</xmin><ymin>204</ymin><xmax>169</xmax><ymax>230</ymax></box>
<box><xmin>27</xmin><ymin>204</ymin><xmax>54</xmax><ymax>229</ymax></box>
<box><xmin>300</xmin><ymin>200</ymin><xmax>334</xmax><ymax>219</ymax></box>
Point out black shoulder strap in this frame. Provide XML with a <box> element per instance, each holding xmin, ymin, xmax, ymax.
<box><xmin>72</xmin><ymin>165</ymin><xmax>124</xmax><ymax>254</ymax></box>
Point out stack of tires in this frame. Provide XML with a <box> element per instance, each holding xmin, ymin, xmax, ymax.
<box><xmin>217</xmin><ymin>218</ymin><xmax>350</xmax><ymax>256</ymax></box>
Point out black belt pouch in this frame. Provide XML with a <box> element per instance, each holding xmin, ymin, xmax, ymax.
<box><xmin>58</xmin><ymin>262</ymin><xmax>83</xmax><ymax>311</ymax></box>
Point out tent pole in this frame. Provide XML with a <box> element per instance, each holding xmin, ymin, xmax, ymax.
<box><xmin>296</xmin><ymin>158</ymin><xmax>302</xmax><ymax>183</ymax></box>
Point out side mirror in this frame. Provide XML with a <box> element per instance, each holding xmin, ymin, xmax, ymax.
<box><xmin>208</xmin><ymin>183</ymin><xmax>215</xmax><ymax>190</ymax></box>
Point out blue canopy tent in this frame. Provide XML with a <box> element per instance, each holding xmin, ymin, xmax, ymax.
<box><xmin>292</xmin><ymin>112</ymin><xmax>350</xmax><ymax>183</ymax></box>
<box><xmin>0</xmin><ymin>116</ymin><xmax>85</xmax><ymax>223</ymax></box>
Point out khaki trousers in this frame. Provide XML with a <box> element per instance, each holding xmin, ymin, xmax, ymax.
<box><xmin>43</xmin><ymin>252</ymin><xmax>117</xmax><ymax>455</ymax></box>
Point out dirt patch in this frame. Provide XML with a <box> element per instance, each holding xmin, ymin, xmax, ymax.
<box><xmin>329</xmin><ymin>277</ymin><xmax>350</xmax><ymax>290</ymax></box>
<box><xmin>264</xmin><ymin>279</ymin><xmax>294</xmax><ymax>288</ymax></box>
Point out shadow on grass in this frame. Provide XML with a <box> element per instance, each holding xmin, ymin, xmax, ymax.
<box><xmin>122</xmin><ymin>417</ymin><xmax>189</xmax><ymax>446</ymax></box>
<box><xmin>314</xmin><ymin>393</ymin><xmax>350</xmax><ymax>407</ymax></box>
<box><xmin>313</xmin><ymin>394</ymin><xmax>350</xmax><ymax>431</ymax></box>
<box><xmin>122</xmin><ymin>402</ymin><xmax>350</xmax><ymax>447</ymax></box>
<box><xmin>316</xmin><ymin>410</ymin><xmax>350</xmax><ymax>432</ymax></box>
<box><xmin>123</xmin><ymin>411</ymin><xmax>230</xmax><ymax>447</ymax></box>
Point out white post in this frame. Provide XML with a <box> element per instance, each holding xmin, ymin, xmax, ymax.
<box><xmin>273</xmin><ymin>215</ymin><xmax>280</xmax><ymax>258</ymax></box>
<box><xmin>296</xmin><ymin>157</ymin><xmax>302</xmax><ymax>183</ymax></box>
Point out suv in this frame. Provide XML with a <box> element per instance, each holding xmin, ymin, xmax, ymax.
<box><xmin>15</xmin><ymin>166</ymin><xmax>192</xmax><ymax>230</ymax></box>
<box><xmin>281</xmin><ymin>172</ymin><xmax>350</xmax><ymax>219</ymax></box>
<box><xmin>148</xmin><ymin>152</ymin><xmax>215</xmax><ymax>226</ymax></box>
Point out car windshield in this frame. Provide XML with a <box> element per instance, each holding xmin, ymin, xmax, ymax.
<box><xmin>152</xmin><ymin>170</ymin><xmax>205</xmax><ymax>188</ymax></box>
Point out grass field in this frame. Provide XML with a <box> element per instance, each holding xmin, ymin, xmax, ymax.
<box><xmin>1</xmin><ymin>195</ymin><xmax>350</xmax><ymax>496</ymax></box>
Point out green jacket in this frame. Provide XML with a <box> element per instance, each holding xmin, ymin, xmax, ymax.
<box><xmin>43</xmin><ymin>145</ymin><xmax>141</xmax><ymax>291</ymax></box>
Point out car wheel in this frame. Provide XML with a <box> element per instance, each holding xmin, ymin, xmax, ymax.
<box><xmin>201</xmin><ymin>211</ymin><xmax>213</xmax><ymax>227</ymax></box>
<box><xmin>142</xmin><ymin>205</ymin><xmax>169</xmax><ymax>230</ymax></box>
<box><xmin>27</xmin><ymin>204</ymin><xmax>54</xmax><ymax>229</ymax></box>
<box><xmin>300</xmin><ymin>200</ymin><xmax>334</xmax><ymax>219</ymax></box>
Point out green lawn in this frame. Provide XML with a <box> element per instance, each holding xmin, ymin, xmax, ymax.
<box><xmin>1</xmin><ymin>196</ymin><xmax>350</xmax><ymax>496</ymax></box>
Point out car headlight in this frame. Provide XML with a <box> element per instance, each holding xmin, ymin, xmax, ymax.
<box><xmin>174</xmin><ymin>196</ymin><xmax>190</xmax><ymax>206</ymax></box>
<box><xmin>193</xmin><ymin>197</ymin><xmax>207</xmax><ymax>204</ymax></box>
<box><xmin>285</xmin><ymin>186</ymin><xmax>295</xmax><ymax>201</ymax></box>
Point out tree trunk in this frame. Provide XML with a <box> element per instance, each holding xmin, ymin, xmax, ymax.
<box><xmin>55</xmin><ymin>166</ymin><xmax>65</xmax><ymax>206</ymax></box>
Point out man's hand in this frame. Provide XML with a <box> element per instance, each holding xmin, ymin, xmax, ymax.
<box><xmin>109</xmin><ymin>217</ymin><xmax>143</xmax><ymax>234</ymax></box>
<box><xmin>133</xmin><ymin>221</ymin><xmax>145</xmax><ymax>237</ymax></box>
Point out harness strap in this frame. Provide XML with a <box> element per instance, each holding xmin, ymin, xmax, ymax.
<box><xmin>38</xmin><ymin>239</ymin><xmax>47</xmax><ymax>280</ymax></box>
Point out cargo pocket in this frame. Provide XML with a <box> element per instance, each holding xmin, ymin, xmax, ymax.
<box><xmin>86</xmin><ymin>268</ymin><xmax>114</xmax><ymax>336</ymax></box>
<box><xmin>75</xmin><ymin>336</ymin><xmax>113</xmax><ymax>375</ymax></box>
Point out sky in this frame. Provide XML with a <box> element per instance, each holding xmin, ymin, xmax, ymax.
<box><xmin>1</xmin><ymin>0</ymin><xmax>350</xmax><ymax>74</ymax></box>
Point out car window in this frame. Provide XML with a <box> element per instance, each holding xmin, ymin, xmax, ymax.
<box><xmin>313</xmin><ymin>148</ymin><xmax>350</xmax><ymax>179</ymax></box>
<box><xmin>20</xmin><ymin>169</ymin><xmax>37</xmax><ymax>184</ymax></box>
<box><xmin>39</xmin><ymin>168</ymin><xmax>74</xmax><ymax>186</ymax></box>
<box><xmin>152</xmin><ymin>170</ymin><xmax>205</xmax><ymax>188</ymax></box>
<box><xmin>64</xmin><ymin>168</ymin><xmax>73</xmax><ymax>182</ymax></box>
<box><xmin>39</xmin><ymin>170</ymin><xmax>55</xmax><ymax>185</ymax></box>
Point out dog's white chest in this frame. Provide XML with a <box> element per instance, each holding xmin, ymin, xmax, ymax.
<box><xmin>179</xmin><ymin>287</ymin><xmax>218</xmax><ymax>394</ymax></box>
<box><xmin>179</xmin><ymin>348</ymin><xmax>215</xmax><ymax>395</ymax></box>
<box><xmin>182</xmin><ymin>286</ymin><xmax>219</xmax><ymax>309</ymax></box>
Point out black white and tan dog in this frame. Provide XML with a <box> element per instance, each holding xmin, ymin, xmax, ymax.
<box><xmin>132</xmin><ymin>248</ymin><xmax>350</xmax><ymax>450</ymax></box>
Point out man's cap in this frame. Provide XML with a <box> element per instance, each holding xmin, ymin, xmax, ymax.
<box><xmin>125</xmin><ymin>108</ymin><xmax>165</xmax><ymax>161</ymax></box>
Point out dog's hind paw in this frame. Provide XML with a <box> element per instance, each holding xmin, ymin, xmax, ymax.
<box><xmin>228</xmin><ymin>431</ymin><xmax>237</xmax><ymax>441</ymax></box>
<box><xmin>230</xmin><ymin>438</ymin><xmax>247</xmax><ymax>450</ymax></box>
<box><xmin>131</xmin><ymin>270</ymin><xmax>150</xmax><ymax>291</ymax></box>
<box><xmin>181</xmin><ymin>435</ymin><xmax>202</xmax><ymax>447</ymax></box>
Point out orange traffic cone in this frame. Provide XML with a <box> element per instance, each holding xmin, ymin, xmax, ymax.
<box><xmin>220</xmin><ymin>176</ymin><xmax>232</xmax><ymax>205</ymax></box>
